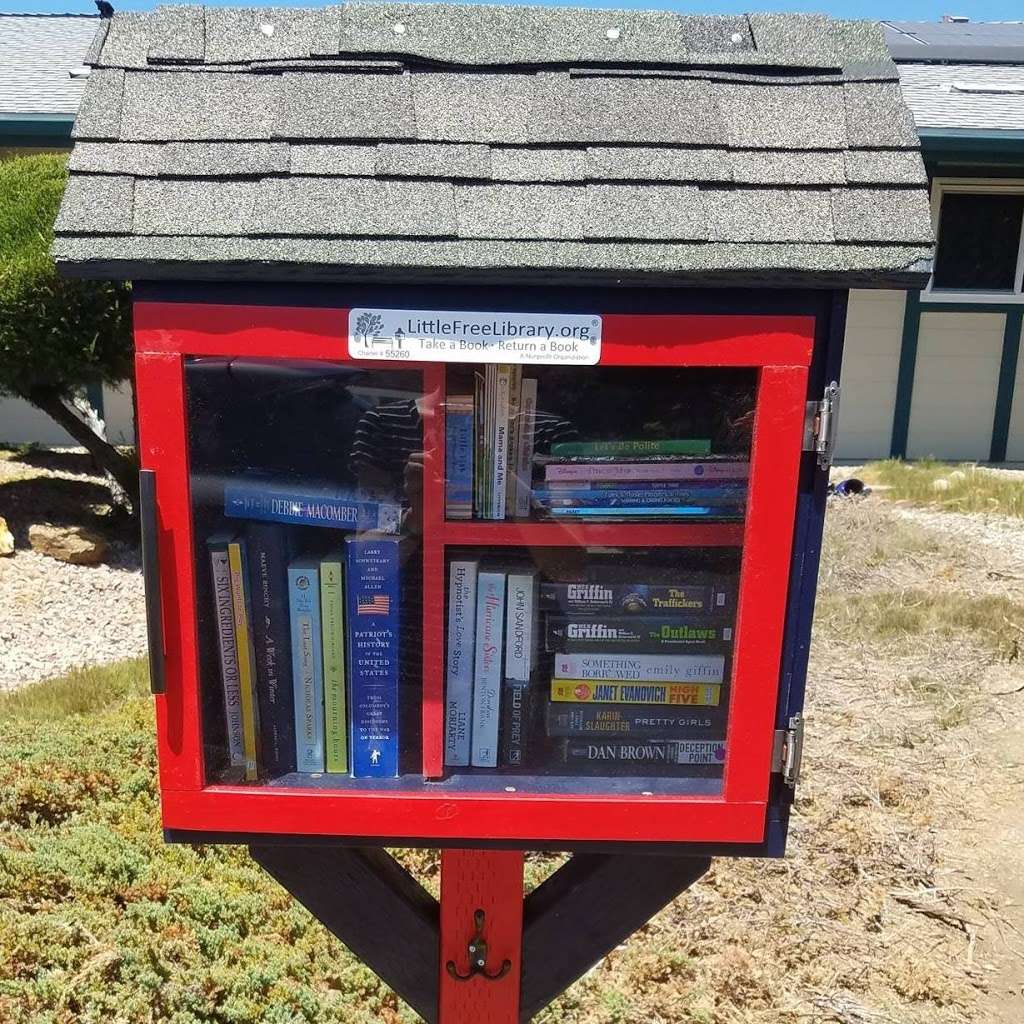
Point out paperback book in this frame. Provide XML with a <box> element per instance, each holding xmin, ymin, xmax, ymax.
<box><xmin>445</xmin><ymin>396</ymin><xmax>474</xmax><ymax>520</ymax></box>
<box><xmin>500</xmin><ymin>572</ymin><xmax>537</xmax><ymax>767</ymax></box>
<box><xmin>444</xmin><ymin>560</ymin><xmax>478</xmax><ymax>767</ymax></box>
<box><xmin>545</xmin><ymin>616</ymin><xmax>733</xmax><ymax>654</ymax></box>
<box><xmin>320</xmin><ymin>553</ymin><xmax>348</xmax><ymax>774</ymax></box>
<box><xmin>560</xmin><ymin>739</ymin><xmax>727</xmax><ymax>766</ymax></box>
<box><xmin>226</xmin><ymin>540</ymin><xmax>261</xmax><ymax>781</ymax></box>
<box><xmin>543</xmin><ymin>461</ymin><xmax>749</xmax><ymax>484</ymax></box>
<box><xmin>550</xmin><ymin>439</ymin><xmax>712</xmax><ymax>457</ymax></box>
<box><xmin>471</xmin><ymin>571</ymin><xmax>506</xmax><ymax>767</ymax></box>
<box><xmin>553</xmin><ymin>652</ymin><xmax>725</xmax><ymax>683</ymax></box>
<box><xmin>540</xmin><ymin>582</ymin><xmax>732</xmax><ymax>616</ymax></box>
<box><xmin>551</xmin><ymin>680</ymin><xmax>722</xmax><ymax>706</ymax></box>
<box><xmin>532</xmin><ymin>484</ymin><xmax>746</xmax><ymax>508</ymax></box>
<box><xmin>288</xmin><ymin>558</ymin><xmax>325</xmax><ymax>773</ymax></box>
<box><xmin>546</xmin><ymin>703</ymin><xmax>728</xmax><ymax>738</ymax></box>
<box><xmin>225</xmin><ymin>479</ymin><xmax>400</xmax><ymax>534</ymax></box>
<box><xmin>207</xmin><ymin>535</ymin><xmax>246</xmax><ymax>771</ymax></box>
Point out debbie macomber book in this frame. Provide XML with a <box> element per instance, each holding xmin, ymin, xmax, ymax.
<box><xmin>445</xmin><ymin>560</ymin><xmax>478</xmax><ymax>767</ymax></box>
<box><xmin>346</xmin><ymin>535</ymin><xmax>401</xmax><ymax>778</ymax></box>
<box><xmin>551</xmin><ymin>680</ymin><xmax>722</xmax><ymax>706</ymax></box>
<box><xmin>553</xmin><ymin>652</ymin><xmax>725</xmax><ymax>683</ymax></box>
<box><xmin>288</xmin><ymin>558</ymin><xmax>325</xmax><ymax>773</ymax></box>
<box><xmin>225</xmin><ymin>479</ymin><xmax>400</xmax><ymax>534</ymax></box>
<box><xmin>545</xmin><ymin>616</ymin><xmax>733</xmax><ymax>654</ymax></box>
<box><xmin>207</xmin><ymin>535</ymin><xmax>246</xmax><ymax>772</ymax></box>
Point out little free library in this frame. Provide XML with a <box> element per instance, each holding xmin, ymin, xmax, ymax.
<box><xmin>54</xmin><ymin>5</ymin><xmax>934</xmax><ymax>1021</ymax></box>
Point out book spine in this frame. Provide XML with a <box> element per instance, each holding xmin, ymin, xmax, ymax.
<box><xmin>288</xmin><ymin>561</ymin><xmax>325</xmax><ymax>773</ymax></box>
<box><xmin>320</xmin><ymin>557</ymin><xmax>348</xmax><ymax>774</ymax></box>
<box><xmin>445</xmin><ymin>398</ymin><xmax>474</xmax><ymax>520</ymax></box>
<box><xmin>227</xmin><ymin>541</ymin><xmax>260</xmax><ymax>781</ymax></box>
<box><xmin>473</xmin><ymin>371</ymin><xmax>485</xmax><ymax>518</ymax></box>
<box><xmin>539</xmin><ymin>582</ymin><xmax>732</xmax><ymax>616</ymax></box>
<box><xmin>550</xmin><ymin>439</ymin><xmax>712</xmax><ymax>457</ymax></box>
<box><xmin>346</xmin><ymin>536</ymin><xmax>400</xmax><ymax>778</ymax></box>
<box><xmin>490</xmin><ymin>365</ymin><xmax>512</xmax><ymax>520</ymax></box>
<box><xmin>504</xmin><ymin>368</ymin><xmax>523</xmax><ymax>518</ymax></box>
<box><xmin>444</xmin><ymin>560</ymin><xmax>478</xmax><ymax>767</ymax></box>
<box><xmin>546</xmin><ymin>702</ymin><xmax>728</xmax><ymax>738</ymax></box>
<box><xmin>224</xmin><ymin>485</ymin><xmax>400</xmax><ymax>534</ymax></box>
<box><xmin>209</xmin><ymin>543</ymin><xmax>246</xmax><ymax>768</ymax></box>
<box><xmin>546</xmin><ymin>479</ymin><xmax>709</xmax><ymax>491</ymax></box>
<box><xmin>545</xmin><ymin>506</ymin><xmax>722</xmax><ymax>519</ymax></box>
<box><xmin>471</xmin><ymin>572</ymin><xmax>506</xmax><ymax>767</ymax></box>
<box><xmin>533</xmin><ymin>485</ymin><xmax>746</xmax><ymax>507</ymax></box>
<box><xmin>513</xmin><ymin>378</ymin><xmax>537</xmax><ymax>518</ymax></box>
<box><xmin>545</xmin><ymin>616</ymin><xmax>734</xmax><ymax>654</ymax></box>
<box><xmin>544</xmin><ymin>461</ymin><xmax>749</xmax><ymax>483</ymax></box>
<box><xmin>500</xmin><ymin>573</ymin><xmax>536</xmax><ymax>767</ymax></box>
<box><xmin>245</xmin><ymin>524</ymin><xmax>296</xmax><ymax>776</ymax></box>
<box><xmin>561</xmin><ymin>739</ymin><xmax>726</xmax><ymax>765</ymax></box>
<box><xmin>551</xmin><ymin>680</ymin><xmax>722</xmax><ymax>706</ymax></box>
<box><xmin>553</xmin><ymin>652</ymin><xmax>724</xmax><ymax>683</ymax></box>
<box><xmin>482</xmin><ymin>366</ymin><xmax>494</xmax><ymax>518</ymax></box>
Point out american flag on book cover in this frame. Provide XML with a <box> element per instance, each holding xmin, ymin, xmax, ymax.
<box><xmin>357</xmin><ymin>593</ymin><xmax>391</xmax><ymax>615</ymax></box>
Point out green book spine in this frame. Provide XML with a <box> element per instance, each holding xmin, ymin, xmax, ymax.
<box><xmin>320</xmin><ymin>556</ymin><xmax>349</xmax><ymax>774</ymax></box>
<box><xmin>550</xmin><ymin>439</ymin><xmax>712</xmax><ymax>457</ymax></box>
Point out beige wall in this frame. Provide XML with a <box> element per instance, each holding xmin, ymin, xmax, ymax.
<box><xmin>0</xmin><ymin>383</ymin><xmax>134</xmax><ymax>447</ymax></box>
<box><xmin>1004</xmin><ymin>318</ymin><xmax>1024</xmax><ymax>462</ymax></box>
<box><xmin>906</xmin><ymin>311</ymin><xmax>1004</xmax><ymax>462</ymax></box>
<box><xmin>834</xmin><ymin>289</ymin><xmax>905</xmax><ymax>461</ymax></box>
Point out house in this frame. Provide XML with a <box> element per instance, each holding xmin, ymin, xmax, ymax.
<box><xmin>0</xmin><ymin>12</ymin><xmax>134</xmax><ymax>446</ymax></box>
<box><xmin>836</xmin><ymin>19</ymin><xmax>1024</xmax><ymax>462</ymax></box>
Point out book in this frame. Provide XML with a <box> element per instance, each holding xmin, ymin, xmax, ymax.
<box><xmin>546</xmin><ymin>479</ymin><xmax>728</xmax><ymax>491</ymax></box>
<box><xmin>545</xmin><ymin>616</ymin><xmax>733</xmax><ymax>654</ymax></box>
<box><xmin>544</xmin><ymin>506</ymin><xmax>725</xmax><ymax>519</ymax></box>
<box><xmin>225</xmin><ymin>479</ymin><xmax>400</xmax><ymax>534</ymax></box>
<box><xmin>288</xmin><ymin>558</ymin><xmax>326</xmax><ymax>773</ymax></box>
<box><xmin>512</xmin><ymin>377</ymin><xmax>537</xmax><ymax>518</ymax></box>
<box><xmin>532</xmin><ymin>485</ymin><xmax>746</xmax><ymax>507</ymax></box>
<box><xmin>471</xmin><ymin>571</ymin><xmax>506</xmax><ymax>767</ymax></box>
<box><xmin>490</xmin><ymin>364</ymin><xmax>513</xmax><ymax>520</ymax></box>
<box><xmin>245</xmin><ymin>523</ymin><xmax>296</xmax><ymax>777</ymax></box>
<box><xmin>444</xmin><ymin>560</ymin><xmax>478</xmax><ymax>767</ymax></box>
<box><xmin>473</xmin><ymin>370</ymin><xmax>485</xmax><ymax>518</ymax></box>
<box><xmin>504</xmin><ymin>369</ymin><xmax>522</xmax><ymax>518</ymax></box>
<box><xmin>561</xmin><ymin>739</ymin><xmax>726</xmax><ymax>765</ymax></box>
<box><xmin>540</xmin><ymin>582</ymin><xmax>732</xmax><ymax>616</ymax></box>
<box><xmin>500</xmin><ymin>572</ymin><xmax>537</xmax><ymax>767</ymax></box>
<box><xmin>227</xmin><ymin>540</ymin><xmax>260</xmax><ymax>781</ymax></box>
<box><xmin>207</xmin><ymin>536</ymin><xmax>246</xmax><ymax>771</ymax></box>
<box><xmin>346</xmin><ymin>535</ymin><xmax>401</xmax><ymax>778</ymax></box>
<box><xmin>550</xmin><ymin>440</ymin><xmax>712</xmax><ymax>457</ymax></box>
<box><xmin>320</xmin><ymin>553</ymin><xmax>348</xmax><ymax>774</ymax></box>
<box><xmin>546</xmin><ymin>702</ymin><xmax>728</xmax><ymax>738</ymax></box>
<box><xmin>553</xmin><ymin>652</ymin><xmax>724</xmax><ymax>683</ymax></box>
<box><xmin>551</xmin><ymin>680</ymin><xmax>722</xmax><ymax>706</ymax></box>
<box><xmin>445</xmin><ymin>395</ymin><xmax>474</xmax><ymax>520</ymax></box>
<box><xmin>544</xmin><ymin>461</ymin><xmax>749</xmax><ymax>483</ymax></box>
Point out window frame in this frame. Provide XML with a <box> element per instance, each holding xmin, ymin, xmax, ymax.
<box><xmin>924</xmin><ymin>177</ymin><xmax>1024</xmax><ymax>304</ymax></box>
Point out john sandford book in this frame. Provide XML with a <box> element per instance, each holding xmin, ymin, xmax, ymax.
<box><xmin>500</xmin><ymin>572</ymin><xmax>537</xmax><ymax>767</ymax></box>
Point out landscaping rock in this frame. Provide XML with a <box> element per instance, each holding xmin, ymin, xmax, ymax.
<box><xmin>28</xmin><ymin>523</ymin><xmax>109</xmax><ymax>565</ymax></box>
<box><xmin>0</xmin><ymin>516</ymin><xmax>12</xmax><ymax>557</ymax></box>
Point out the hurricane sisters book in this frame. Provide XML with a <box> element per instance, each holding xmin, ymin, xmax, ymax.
<box><xmin>445</xmin><ymin>561</ymin><xmax>478</xmax><ymax>767</ymax></box>
<box><xmin>471</xmin><ymin>571</ymin><xmax>506</xmax><ymax>767</ymax></box>
<box><xmin>288</xmin><ymin>558</ymin><xmax>325</xmax><ymax>773</ymax></box>
<box><xmin>207</xmin><ymin>535</ymin><xmax>246</xmax><ymax>771</ymax></box>
<box><xmin>346</xmin><ymin>535</ymin><xmax>400</xmax><ymax>778</ymax></box>
<box><xmin>320</xmin><ymin>553</ymin><xmax>348</xmax><ymax>774</ymax></box>
<box><xmin>226</xmin><ymin>540</ymin><xmax>260</xmax><ymax>781</ymax></box>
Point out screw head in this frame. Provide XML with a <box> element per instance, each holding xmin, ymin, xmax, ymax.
<box><xmin>606</xmin><ymin>26</ymin><xmax>621</xmax><ymax>41</ymax></box>
<box><xmin>259</xmin><ymin>22</ymin><xmax>274</xmax><ymax>36</ymax></box>
<box><xmin>730</xmin><ymin>31</ymin><xmax>743</xmax><ymax>44</ymax></box>
<box><xmin>393</xmin><ymin>21</ymin><xmax>407</xmax><ymax>35</ymax></box>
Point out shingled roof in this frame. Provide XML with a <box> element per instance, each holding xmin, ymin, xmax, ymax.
<box><xmin>53</xmin><ymin>5</ymin><xmax>934</xmax><ymax>288</ymax></box>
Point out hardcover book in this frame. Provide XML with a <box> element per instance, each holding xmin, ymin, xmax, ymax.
<box><xmin>561</xmin><ymin>739</ymin><xmax>727</xmax><ymax>765</ymax></box>
<box><xmin>550</xmin><ymin>439</ymin><xmax>712</xmax><ymax>457</ymax></box>
<box><xmin>225</xmin><ymin>479</ymin><xmax>400</xmax><ymax>534</ymax></box>
<box><xmin>346</xmin><ymin>535</ymin><xmax>401</xmax><ymax>778</ymax></box>
<box><xmin>207</xmin><ymin>536</ymin><xmax>246</xmax><ymax>771</ymax></box>
<box><xmin>245</xmin><ymin>524</ymin><xmax>296</xmax><ymax>777</ymax></box>
<box><xmin>540</xmin><ymin>582</ymin><xmax>732</xmax><ymax>616</ymax></box>
<box><xmin>543</xmin><ymin>461</ymin><xmax>749</xmax><ymax>483</ymax></box>
<box><xmin>445</xmin><ymin>560</ymin><xmax>478</xmax><ymax>767</ymax></box>
<box><xmin>553</xmin><ymin>652</ymin><xmax>725</xmax><ymax>683</ymax></box>
<box><xmin>445</xmin><ymin>396</ymin><xmax>474</xmax><ymax>520</ymax></box>
<box><xmin>551</xmin><ymin>680</ymin><xmax>722</xmax><ymax>706</ymax></box>
<box><xmin>288</xmin><ymin>558</ymin><xmax>325</xmax><ymax>773</ymax></box>
<box><xmin>545</xmin><ymin>616</ymin><xmax>734</xmax><ymax>654</ymax></box>
<box><xmin>471</xmin><ymin>571</ymin><xmax>506</xmax><ymax>767</ymax></box>
<box><xmin>546</xmin><ymin>702</ymin><xmax>728</xmax><ymax>738</ymax></box>
<box><xmin>227</xmin><ymin>540</ymin><xmax>260</xmax><ymax>781</ymax></box>
<box><xmin>500</xmin><ymin>572</ymin><xmax>537</xmax><ymax>767</ymax></box>
<box><xmin>320</xmin><ymin>553</ymin><xmax>348</xmax><ymax>774</ymax></box>
<box><xmin>544</xmin><ymin>505</ymin><xmax>724</xmax><ymax>519</ymax></box>
<box><xmin>532</xmin><ymin>485</ymin><xmax>746</xmax><ymax>508</ymax></box>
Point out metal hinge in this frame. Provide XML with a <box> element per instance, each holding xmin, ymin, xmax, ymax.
<box><xmin>803</xmin><ymin>381</ymin><xmax>840</xmax><ymax>471</ymax></box>
<box><xmin>772</xmin><ymin>714</ymin><xmax>805</xmax><ymax>788</ymax></box>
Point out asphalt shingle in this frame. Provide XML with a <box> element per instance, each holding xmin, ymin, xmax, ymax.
<box><xmin>376</xmin><ymin>143</ymin><xmax>490</xmax><ymax>179</ymax></box>
<box><xmin>455</xmin><ymin>184</ymin><xmax>587</xmax><ymax>240</ymax></box>
<box><xmin>586</xmin><ymin>147</ymin><xmax>729</xmax><ymax>183</ymax></box>
<box><xmin>709</xmin><ymin>188</ymin><xmax>835</xmax><ymax>243</ymax></box>
<box><xmin>98</xmin><ymin>12</ymin><xmax>152</xmax><ymax>69</ymax></box>
<box><xmin>832</xmin><ymin>187</ymin><xmax>933</xmax><ymax>243</ymax></box>
<box><xmin>159</xmin><ymin>142</ymin><xmax>290</xmax><ymax>176</ymax></box>
<box><xmin>134</xmin><ymin>178</ymin><xmax>257</xmax><ymax>235</ymax></box>
<box><xmin>275</xmin><ymin>72</ymin><xmax>415</xmax><ymax>140</ymax></box>
<box><xmin>289</xmin><ymin>144</ymin><xmax>377</xmax><ymax>176</ymax></box>
<box><xmin>729</xmin><ymin>150</ymin><xmax>845</xmax><ymax>186</ymax></box>
<box><xmin>70</xmin><ymin>68</ymin><xmax>124</xmax><ymax>139</ymax></box>
<box><xmin>69</xmin><ymin>141</ymin><xmax>164</xmax><ymax>176</ymax></box>
<box><xmin>54</xmin><ymin>174</ymin><xmax>134</xmax><ymax>234</ymax></box>
<box><xmin>204</xmin><ymin>7</ymin><xmax>320</xmax><ymax>63</ymax></box>
<box><xmin>492</xmin><ymin>148</ymin><xmax>589</xmax><ymax>183</ymax></box>
<box><xmin>148</xmin><ymin>6</ymin><xmax>205</xmax><ymax>64</ymax></box>
<box><xmin>843</xmin><ymin>150</ymin><xmax>927</xmax><ymax>185</ymax></box>
<box><xmin>720</xmin><ymin>84</ymin><xmax>847</xmax><ymax>150</ymax></box>
<box><xmin>585</xmin><ymin>184</ymin><xmax>707</xmax><ymax>240</ymax></box>
<box><xmin>844</xmin><ymin>82</ymin><xmax>920</xmax><ymax>148</ymax></box>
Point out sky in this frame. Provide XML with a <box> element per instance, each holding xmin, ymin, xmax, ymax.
<box><xmin>1</xmin><ymin>0</ymin><xmax>1021</xmax><ymax>26</ymax></box>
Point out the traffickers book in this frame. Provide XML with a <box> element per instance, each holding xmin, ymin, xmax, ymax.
<box><xmin>471</xmin><ymin>571</ymin><xmax>506</xmax><ymax>767</ymax></box>
<box><xmin>346</xmin><ymin>535</ymin><xmax>401</xmax><ymax>778</ymax></box>
<box><xmin>320</xmin><ymin>553</ymin><xmax>348</xmax><ymax>774</ymax></box>
<box><xmin>551</xmin><ymin>680</ymin><xmax>722</xmax><ymax>706</ymax></box>
<box><xmin>207</xmin><ymin>535</ymin><xmax>246</xmax><ymax>772</ymax></box>
<box><xmin>540</xmin><ymin>582</ymin><xmax>732</xmax><ymax>616</ymax></box>
<box><xmin>288</xmin><ymin>558</ymin><xmax>325</xmax><ymax>773</ymax></box>
<box><xmin>444</xmin><ymin>560</ymin><xmax>478</xmax><ymax>767</ymax></box>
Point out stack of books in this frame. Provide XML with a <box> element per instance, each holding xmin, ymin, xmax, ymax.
<box><xmin>532</xmin><ymin>440</ymin><xmax>748</xmax><ymax>521</ymax></box>
<box><xmin>540</xmin><ymin>579</ymin><xmax>733</xmax><ymax>771</ymax></box>
<box><xmin>208</xmin><ymin>480</ymin><xmax>402</xmax><ymax>781</ymax></box>
<box><xmin>444</xmin><ymin>365</ymin><xmax>538</xmax><ymax>520</ymax></box>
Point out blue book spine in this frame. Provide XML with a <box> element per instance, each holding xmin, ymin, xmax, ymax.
<box><xmin>445</xmin><ymin>403</ymin><xmax>474</xmax><ymax>515</ymax></box>
<box><xmin>534</xmin><ymin>485</ymin><xmax>746</xmax><ymax>507</ymax></box>
<box><xmin>288</xmin><ymin>559</ymin><xmax>325</xmax><ymax>773</ymax></box>
<box><xmin>225</xmin><ymin>481</ymin><xmax>400</xmax><ymax>534</ymax></box>
<box><xmin>246</xmin><ymin>524</ymin><xmax>296</xmax><ymax>776</ymax></box>
<box><xmin>346</xmin><ymin>536</ymin><xmax>401</xmax><ymax>778</ymax></box>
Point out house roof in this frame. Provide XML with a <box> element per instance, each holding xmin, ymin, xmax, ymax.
<box><xmin>53</xmin><ymin>5</ymin><xmax>933</xmax><ymax>289</ymax></box>
<box><xmin>0</xmin><ymin>14</ymin><xmax>99</xmax><ymax>117</ymax></box>
<box><xmin>884</xmin><ymin>20</ymin><xmax>1024</xmax><ymax>64</ymax></box>
<box><xmin>898</xmin><ymin>62</ymin><xmax>1024</xmax><ymax>132</ymax></box>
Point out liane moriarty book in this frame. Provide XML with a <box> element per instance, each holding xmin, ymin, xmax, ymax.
<box><xmin>445</xmin><ymin>561</ymin><xmax>478</xmax><ymax>767</ymax></box>
<box><xmin>225</xmin><ymin>479</ymin><xmax>400</xmax><ymax>534</ymax></box>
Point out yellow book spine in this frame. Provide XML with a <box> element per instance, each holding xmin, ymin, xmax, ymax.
<box><xmin>550</xmin><ymin>680</ymin><xmax>721</xmax><ymax>706</ymax></box>
<box><xmin>228</xmin><ymin>542</ymin><xmax>260</xmax><ymax>781</ymax></box>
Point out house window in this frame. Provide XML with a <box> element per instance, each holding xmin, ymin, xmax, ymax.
<box><xmin>928</xmin><ymin>180</ymin><xmax>1024</xmax><ymax>302</ymax></box>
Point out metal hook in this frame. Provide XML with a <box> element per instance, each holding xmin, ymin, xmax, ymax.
<box><xmin>445</xmin><ymin>909</ymin><xmax>512</xmax><ymax>982</ymax></box>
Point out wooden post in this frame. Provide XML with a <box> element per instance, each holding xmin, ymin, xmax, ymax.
<box><xmin>439</xmin><ymin>849</ymin><xmax>525</xmax><ymax>1024</ymax></box>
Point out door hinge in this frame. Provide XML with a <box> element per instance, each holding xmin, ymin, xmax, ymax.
<box><xmin>803</xmin><ymin>381</ymin><xmax>840</xmax><ymax>471</ymax></box>
<box><xmin>772</xmin><ymin>714</ymin><xmax>805</xmax><ymax>788</ymax></box>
